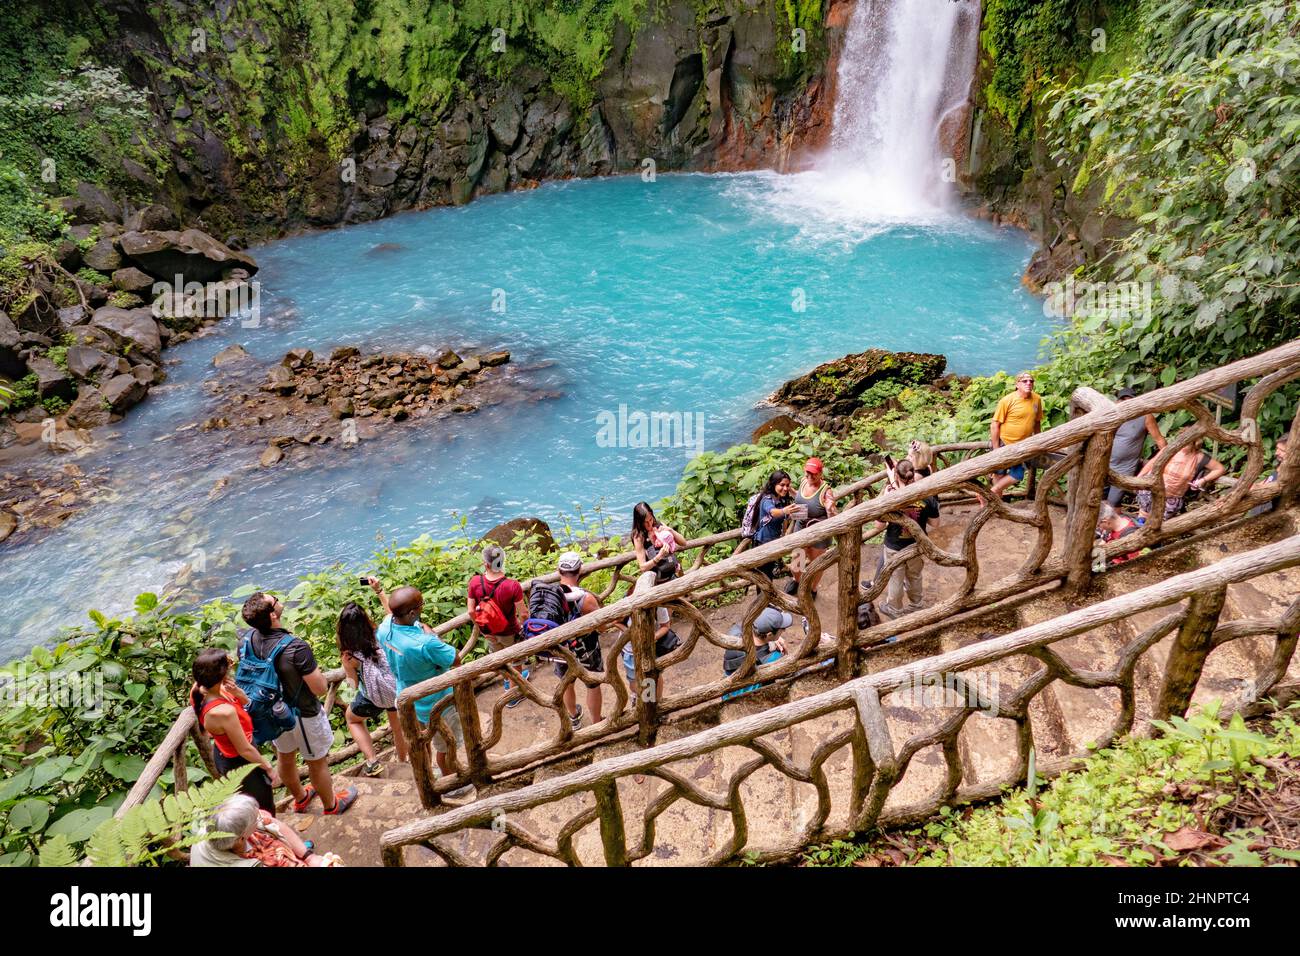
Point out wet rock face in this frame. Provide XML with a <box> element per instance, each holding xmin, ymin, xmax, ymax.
<box><xmin>77</xmin><ymin>0</ymin><xmax>838</xmax><ymax>237</ymax></box>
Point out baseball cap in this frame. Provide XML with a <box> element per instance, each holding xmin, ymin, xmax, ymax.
<box><xmin>755</xmin><ymin>607</ymin><xmax>794</xmax><ymax>633</ymax></box>
<box><xmin>805</xmin><ymin>457</ymin><xmax>823</xmax><ymax>475</ymax></box>
<box><xmin>557</xmin><ymin>551</ymin><xmax>583</xmax><ymax>574</ymax></box>
<box><xmin>727</xmin><ymin>607</ymin><xmax>794</xmax><ymax>637</ymax></box>
<box><xmin>1117</xmin><ymin>387</ymin><xmax>1137</xmax><ymax>400</ymax></box>
<box><xmin>482</xmin><ymin>544</ymin><xmax>505</xmax><ymax>573</ymax></box>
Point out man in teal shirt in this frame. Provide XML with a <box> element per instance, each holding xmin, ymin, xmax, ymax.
<box><xmin>366</xmin><ymin>579</ymin><xmax>475</xmax><ymax>804</ymax></box>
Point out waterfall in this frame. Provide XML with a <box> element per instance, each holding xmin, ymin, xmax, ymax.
<box><xmin>825</xmin><ymin>0</ymin><xmax>980</xmax><ymax>217</ymax></box>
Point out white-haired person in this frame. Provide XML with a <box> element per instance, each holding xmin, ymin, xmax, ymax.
<box><xmin>191</xmin><ymin>793</ymin><xmax>341</xmax><ymax>867</ymax></box>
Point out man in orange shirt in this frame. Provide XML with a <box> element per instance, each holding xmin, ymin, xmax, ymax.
<box><xmin>989</xmin><ymin>372</ymin><xmax>1044</xmax><ymax>499</ymax></box>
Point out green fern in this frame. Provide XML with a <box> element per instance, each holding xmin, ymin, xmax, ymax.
<box><xmin>39</xmin><ymin>765</ymin><xmax>255</xmax><ymax>867</ymax></box>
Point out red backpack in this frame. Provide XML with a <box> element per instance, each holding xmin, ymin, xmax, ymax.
<box><xmin>471</xmin><ymin>575</ymin><xmax>511</xmax><ymax>635</ymax></box>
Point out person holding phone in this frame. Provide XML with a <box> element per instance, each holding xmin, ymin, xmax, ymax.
<box><xmin>337</xmin><ymin>598</ymin><xmax>406</xmax><ymax>775</ymax></box>
<box><xmin>790</xmin><ymin>457</ymin><xmax>837</xmax><ymax>598</ymax></box>
<box><xmin>742</xmin><ymin>470</ymin><xmax>800</xmax><ymax>580</ymax></box>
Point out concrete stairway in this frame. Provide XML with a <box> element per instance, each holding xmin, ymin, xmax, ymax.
<box><xmin>282</xmin><ymin>506</ymin><xmax>1300</xmax><ymax>866</ymax></box>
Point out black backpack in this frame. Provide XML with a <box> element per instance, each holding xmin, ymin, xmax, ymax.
<box><xmin>526</xmin><ymin>581</ymin><xmax>571</xmax><ymax>627</ymax></box>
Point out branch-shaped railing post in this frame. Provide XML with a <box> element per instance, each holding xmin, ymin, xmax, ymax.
<box><xmin>1277</xmin><ymin>400</ymin><xmax>1300</xmax><ymax>509</ymax></box>
<box><xmin>399</xmin><ymin>698</ymin><xmax>438</xmax><ymax>808</ymax></box>
<box><xmin>628</xmin><ymin>607</ymin><xmax>659</xmax><ymax>748</ymax></box>
<box><xmin>593</xmin><ymin>780</ymin><xmax>629</xmax><ymax>866</ymax></box>
<box><xmin>1063</xmin><ymin>387</ymin><xmax>1117</xmax><ymax>594</ymax></box>
<box><xmin>835</xmin><ymin>529</ymin><xmax>863</xmax><ymax>680</ymax></box>
<box><xmin>1155</xmin><ymin>585</ymin><xmax>1229</xmax><ymax>721</ymax></box>
<box><xmin>455</xmin><ymin>680</ymin><xmax>491</xmax><ymax>787</ymax></box>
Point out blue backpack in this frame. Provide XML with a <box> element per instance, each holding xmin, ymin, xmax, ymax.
<box><xmin>235</xmin><ymin>631</ymin><xmax>300</xmax><ymax>745</ymax></box>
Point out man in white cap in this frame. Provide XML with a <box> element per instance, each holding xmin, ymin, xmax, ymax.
<box><xmin>554</xmin><ymin>551</ymin><xmax>607</xmax><ymax>730</ymax></box>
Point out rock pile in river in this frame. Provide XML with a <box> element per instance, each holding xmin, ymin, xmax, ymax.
<box><xmin>258</xmin><ymin>346</ymin><xmax>510</xmax><ymax>422</ymax></box>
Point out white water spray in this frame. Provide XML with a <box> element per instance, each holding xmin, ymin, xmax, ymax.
<box><xmin>828</xmin><ymin>0</ymin><xmax>980</xmax><ymax>213</ymax></box>
<box><xmin>748</xmin><ymin>0</ymin><xmax>981</xmax><ymax>237</ymax></box>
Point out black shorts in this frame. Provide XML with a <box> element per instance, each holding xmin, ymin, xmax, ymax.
<box><xmin>554</xmin><ymin>631</ymin><xmax>603</xmax><ymax>677</ymax></box>
<box><xmin>215</xmin><ymin>749</ymin><xmax>276</xmax><ymax>814</ymax></box>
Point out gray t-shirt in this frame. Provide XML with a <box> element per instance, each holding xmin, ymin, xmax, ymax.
<box><xmin>1110</xmin><ymin>415</ymin><xmax>1149</xmax><ymax>471</ymax></box>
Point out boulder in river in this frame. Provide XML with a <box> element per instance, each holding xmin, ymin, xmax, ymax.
<box><xmin>118</xmin><ymin>228</ymin><xmax>259</xmax><ymax>283</ymax></box>
<box><xmin>213</xmin><ymin>344</ymin><xmax>251</xmax><ymax>368</ymax></box>
<box><xmin>482</xmin><ymin>516</ymin><xmax>556</xmax><ymax>554</ymax></box>
<box><xmin>65</xmin><ymin>387</ymin><xmax>112</xmax><ymax>429</ymax></box>
<box><xmin>88</xmin><ymin>306</ymin><xmax>162</xmax><ymax>362</ymax></box>
<box><xmin>770</xmin><ymin>348</ymin><xmax>948</xmax><ymax>426</ymax></box>
<box><xmin>101</xmin><ymin>373</ymin><xmax>149</xmax><ymax>412</ymax></box>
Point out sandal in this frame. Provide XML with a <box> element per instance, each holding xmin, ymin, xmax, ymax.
<box><xmin>322</xmin><ymin>786</ymin><xmax>359</xmax><ymax>816</ymax></box>
<box><xmin>292</xmin><ymin>785</ymin><xmax>317</xmax><ymax>813</ymax></box>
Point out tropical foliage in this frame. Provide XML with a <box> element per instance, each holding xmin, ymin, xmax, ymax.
<box><xmin>38</xmin><ymin>765</ymin><xmax>254</xmax><ymax>867</ymax></box>
<box><xmin>1044</xmin><ymin>0</ymin><xmax>1300</xmax><ymax>409</ymax></box>
<box><xmin>802</xmin><ymin>700</ymin><xmax>1300</xmax><ymax>867</ymax></box>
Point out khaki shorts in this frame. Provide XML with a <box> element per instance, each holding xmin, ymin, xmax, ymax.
<box><xmin>427</xmin><ymin>703</ymin><xmax>464</xmax><ymax>755</ymax></box>
<box><xmin>272</xmin><ymin>709</ymin><xmax>334</xmax><ymax>761</ymax></box>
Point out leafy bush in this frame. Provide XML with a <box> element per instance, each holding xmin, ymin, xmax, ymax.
<box><xmin>39</xmin><ymin>765</ymin><xmax>254</xmax><ymax>867</ymax></box>
<box><xmin>803</xmin><ymin>700</ymin><xmax>1300</xmax><ymax>867</ymax></box>
<box><xmin>1040</xmin><ymin>0</ymin><xmax>1300</xmax><ymax>442</ymax></box>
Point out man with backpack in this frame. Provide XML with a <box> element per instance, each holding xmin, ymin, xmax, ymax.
<box><xmin>551</xmin><ymin>551</ymin><xmax>607</xmax><ymax>731</ymax></box>
<box><xmin>467</xmin><ymin>544</ymin><xmax>529</xmax><ymax>707</ymax></box>
<box><xmin>238</xmin><ymin>593</ymin><xmax>358</xmax><ymax>816</ymax></box>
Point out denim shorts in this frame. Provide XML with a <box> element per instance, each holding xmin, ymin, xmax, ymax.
<box><xmin>996</xmin><ymin>464</ymin><xmax>1026</xmax><ymax>482</ymax></box>
<box><xmin>349</xmin><ymin>687</ymin><xmax>388</xmax><ymax>721</ymax></box>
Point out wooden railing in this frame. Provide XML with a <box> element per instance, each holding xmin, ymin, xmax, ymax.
<box><xmin>379</xmin><ymin>533</ymin><xmax>1300</xmax><ymax>865</ymax></box>
<box><xmin>391</xmin><ymin>338</ymin><xmax>1300</xmax><ymax>809</ymax></box>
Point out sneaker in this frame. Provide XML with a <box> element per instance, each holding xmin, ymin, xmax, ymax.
<box><xmin>506</xmin><ymin>668</ymin><xmax>531</xmax><ymax>708</ymax></box>
<box><xmin>879</xmin><ymin>603</ymin><xmax>904</xmax><ymax>620</ymax></box>
<box><xmin>905</xmin><ymin>602</ymin><xmax>926</xmax><ymax>614</ymax></box>
<box><xmin>361</xmin><ymin>760</ymin><xmax>384</xmax><ymax>777</ymax></box>
<box><xmin>292</xmin><ymin>785</ymin><xmax>317</xmax><ymax>813</ymax></box>
<box><xmin>322</xmin><ymin>786</ymin><xmax>359</xmax><ymax>816</ymax></box>
<box><xmin>442</xmin><ymin>783</ymin><xmax>477</xmax><ymax>807</ymax></box>
<box><xmin>860</xmin><ymin>579</ymin><xmax>876</xmax><ymax>592</ymax></box>
<box><xmin>568</xmin><ymin>705</ymin><xmax>583</xmax><ymax>731</ymax></box>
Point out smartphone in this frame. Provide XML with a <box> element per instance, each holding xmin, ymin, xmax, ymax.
<box><xmin>358</xmin><ymin>576</ymin><xmax>370</xmax><ymax>585</ymax></box>
<box><xmin>883</xmin><ymin>454</ymin><xmax>898</xmax><ymax>488</ymax></box>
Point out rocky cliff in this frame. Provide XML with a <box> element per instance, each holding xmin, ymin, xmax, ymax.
<box><xmin>41</xmin><ymin>0</ymin><xmax>843</xmax><ymax>240</ymax></box>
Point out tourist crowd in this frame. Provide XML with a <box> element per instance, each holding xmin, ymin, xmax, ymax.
<box><xmin>188</xmin><ymin>374</ymin><xmax>1290</xmax><ymax>865</ymax></box>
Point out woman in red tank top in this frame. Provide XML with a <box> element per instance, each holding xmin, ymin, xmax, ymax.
<box><xmin>191</xmin><ymin>647</ymin><xmax>279</xmax><ymax>813</ymax></box>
